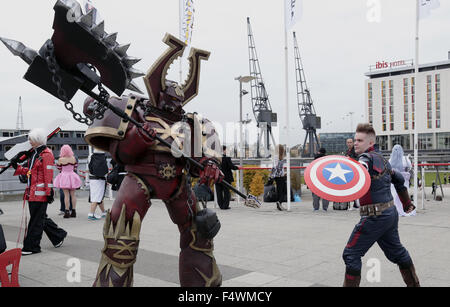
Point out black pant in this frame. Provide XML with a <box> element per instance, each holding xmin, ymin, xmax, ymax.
<box><xmin>0</xmin><ymin>225</ymin><xmax>6</xmax><ymax>254</ymax></box>
<box><xmin>275</xmin><ymin>177</ymin><xmax>287</xmax><ymax>204</ymax></box>
<box><xmin>23</xmin><ymin>202</ymin><xmax>67</xmax><ymax>253</ymax></box>
<box><xmin>215</xmin><ymin>183</ymin><xmax>231</xmax><ymax>209</ymax></box>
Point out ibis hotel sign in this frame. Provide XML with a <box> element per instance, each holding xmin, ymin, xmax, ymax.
<box><xmin>370</xmin><ymin>59</ymin><xmax>414</xmax><ymax>71</ymax></box>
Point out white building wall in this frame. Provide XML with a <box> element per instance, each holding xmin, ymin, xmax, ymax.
<box><xmin>365</xmin><ymin>66</ymin><xmax>450</xmax><ymax>150</ymax></box>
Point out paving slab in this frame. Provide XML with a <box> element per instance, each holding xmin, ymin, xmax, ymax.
<box><xmin>0</xmin><ymin>186</ymin><xmax>449</xmax><ymax>287</ymax></box>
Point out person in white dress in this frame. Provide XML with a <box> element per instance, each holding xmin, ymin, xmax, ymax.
<box><xmin>389</xmin><ymin>145</ymin><xmax>416</xmax><ymax>216</ymax></box>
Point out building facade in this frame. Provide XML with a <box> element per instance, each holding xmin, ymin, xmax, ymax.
<box><xmin>318</xmin><ymin>133</ymin><xmax>355</xmax><ymax>155</ymax></box>
<box><xmin>0</xmin><ymin>129</ymin><xmax>89</xmax><ymax>161</ymax></box>
<box><xmin>365</xmin><ymin>56</ymin><xmax>450</xmax><ymax>152</ymax></box>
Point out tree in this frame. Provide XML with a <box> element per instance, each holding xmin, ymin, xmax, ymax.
<box><xmin>249</xmin><ymin>172</ymin><xmax>265</xmax><ymax>200</ymax></box>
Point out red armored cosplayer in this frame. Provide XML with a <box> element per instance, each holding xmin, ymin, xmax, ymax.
<box><xmin>0</xmin><ymin>0</ymin><xmax>236</xmax><ymax>287</ymax></box>
<box><xmin>84</xmin><ymin>34</ymin><xmax>224</xmax><ymax>287</ymax></box>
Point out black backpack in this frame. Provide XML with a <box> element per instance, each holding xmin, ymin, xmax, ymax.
<box><xmin>89</xmin><ymin>153</ymin><xmax>108</xmax><ymax>177</ymax></box>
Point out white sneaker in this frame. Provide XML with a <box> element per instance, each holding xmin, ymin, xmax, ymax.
<box><xmin>94</xmin><ymin>214</ymin><xmax>102</xmax><ymax>219</ymax></box>
<box><xmin>101</xmin><ymin>212</ymin><xmax>107</xmax><ymax>218</ymax></box>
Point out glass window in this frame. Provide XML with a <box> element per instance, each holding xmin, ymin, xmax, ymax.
<box><xmin>391</xmin><ymin>135</ymin><xmax>410</xmax><ymax>150</ymax></box>
<box><xmin>377</xmin><ymin>135</ymin><xmax>389</xmax><ymax>150</ymax></box>
<box><xmin>437</xmin><ymin>132</ymin><xmax>450</xmax><ymax>149</ymax></box>
<box><xmin>418</xmin><ymin>133</ymin><xmax>433</xmax><ymax>150</ymax></box>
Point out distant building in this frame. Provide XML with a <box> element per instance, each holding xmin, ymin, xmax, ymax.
<box><xmin>365</xmin><ymin>53</ymin><xmax>450</xmax><ymax>151</ymax></box>
<box><xmin>0</xmin><ymin>129</ymin><xmax>89</xmax><ymax>161</ymax></box>
<box><xmin>318</xmin><ymin>133</ymin><xmax>355</xmax><ymax>155</ymax></box>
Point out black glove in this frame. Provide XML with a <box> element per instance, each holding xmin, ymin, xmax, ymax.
<box><xmin>10</xmin><ymin>158</ymin><xmax>18</xmax><ymax>169</ymax></box>
<box><xmin>47</xmin><ymin>189</ymin><xmax>55</xmax><ymax>204</ymax></box>
<box><xmin>18</xmin><ymin>174</ymin><xmax>28</xmax><ymax>184</ymax></box>
<box><xmin>10</xmin><ymin>151</ymin><xmax>30</xmax><ymax>169</ymax></box>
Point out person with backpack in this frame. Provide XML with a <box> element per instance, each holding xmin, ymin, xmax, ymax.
<box><xmin>88</xmin><ymin>148</ymin><xmax>108</xmax><ymax>220</ymax></box>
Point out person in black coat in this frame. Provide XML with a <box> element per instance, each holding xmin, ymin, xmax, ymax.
<box><xmin>215</xmin><ymin>146</ymin><xmax>239</xmax><ymax>210</ymax></box>
<box><xmin>346</xmin><ymin>138</ymin><xmax>358</xmax><ymax>160</ymax></box>
<box><xmin>312</xmin><ymin>148</ymin><xmax>330</xmax><ymax>211</ymax></box>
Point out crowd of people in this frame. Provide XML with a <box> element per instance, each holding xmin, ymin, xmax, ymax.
<box><xmin>199</xmin><ymin>135</ymin><xmax>421</xmax><ymax>219</ymax></box>
<box><xmin>0</xmin><ymin>123</ymin><xmax>425</xmax><ymax>287</ymax></box>
<box><xmin>4</xmin><ymin>128</ymin><xmax>126</xmax><ymax>256</ymax></box>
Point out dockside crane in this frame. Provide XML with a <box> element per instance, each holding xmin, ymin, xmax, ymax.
<box><xmin>293</xmin><ymin>32</ymin><xmax>321</xmax><ymax>157</ymax></box>
<box><xmin>247</xmin><ymin>17</ymin><xmax>277</xmax><ymax>158</ymax></box>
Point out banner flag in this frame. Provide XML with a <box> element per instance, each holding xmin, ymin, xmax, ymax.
<box><xmin>181</xmin><ymin>0</ymin><xmax>195</xmax><ymax>46</ymax></box>
<box><xmin>285</xmin><ymin>0</ymin><xmax>303</xmax><ymax>30</ymax></box>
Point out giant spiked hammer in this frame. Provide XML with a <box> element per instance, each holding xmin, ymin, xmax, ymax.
<box><xmin>0</xmin><ymin>0</ymin><xmax>261</xmax><ymax>208</ymax></box>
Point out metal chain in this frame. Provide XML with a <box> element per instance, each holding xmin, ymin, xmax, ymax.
<box><xmin>44</xmin><ymin>42</ymin><xmax>97</xmax><ymax>126</ymax></box>
<box><xmin>185</xmin><ymin>162</ymin><xmax>195</xmax><ymax>218</ymax></box>
<box><xmin>92</xmin><ymin>84</ymin><xmax>109</xmax><ymax>121</ymax></box>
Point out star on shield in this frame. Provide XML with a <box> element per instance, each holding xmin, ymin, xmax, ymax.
<box><xmin>324</xmin><ymin>163</ymin><xmax>353</xmax><ymax>184</ymax></box>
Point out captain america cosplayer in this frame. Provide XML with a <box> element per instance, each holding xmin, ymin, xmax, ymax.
<box><xmin>342</xmin><ymin>124</ymin><xmax>420</xmax><ymax>287</ymax></box>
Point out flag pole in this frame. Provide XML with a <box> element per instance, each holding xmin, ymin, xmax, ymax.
<box><xmin>414</xmin><ymin>0</ymin><xmax>420</xmax><ymax>209</ymax></box>
<box><xmin>284</xmin><ymin>0</ymin><xmax>292</xmax><ymax>211</ymax></box>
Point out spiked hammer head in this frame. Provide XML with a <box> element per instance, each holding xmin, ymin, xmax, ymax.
<box><xmin>1</xmin><ymin>0</ymin><xmax>145</xmax><ymax>101</ymax></box>
<box><xmin>0</xmin><ymin>37</ymin><xmax>38</xmax><ymax>65</ymax></box>
<box><xmin>51</xmin><ymin>0</ymin><xmax>144</xmax><ymax>95</ymax></box>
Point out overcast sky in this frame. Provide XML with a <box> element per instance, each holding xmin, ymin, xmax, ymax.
<box><xmin>1</xmin><ymin>0</ymin><xmax>449</xmax><ymax>147</ymax></box>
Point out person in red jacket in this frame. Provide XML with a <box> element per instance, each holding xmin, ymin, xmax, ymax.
<box><xmin>12</xmin><ymin>128</ymin><xmax>67</xmax><ymax>255</ymax></box>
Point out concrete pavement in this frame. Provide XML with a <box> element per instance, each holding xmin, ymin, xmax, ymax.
<box><xmin>0</xmin><ymin>186</ymin><xmax>449</xmax><ymax>287</ymax></box>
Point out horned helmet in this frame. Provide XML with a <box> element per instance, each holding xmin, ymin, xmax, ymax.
<box><xmin>144</xmin><ymin>34</ymin><xmax>210</xmax><ymax>114</ymax></box>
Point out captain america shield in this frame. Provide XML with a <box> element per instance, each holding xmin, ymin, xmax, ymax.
<box><xmin>305</xmin><ymin>155</ymin><xmax>371</xmax><ymax>202</ymax></box>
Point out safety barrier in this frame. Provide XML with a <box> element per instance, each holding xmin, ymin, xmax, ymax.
<box><xmin>1</xmin><ymin>161</ymin><xmax>448</xmax><ymax>205</ymax></box>
<box><xmin>233</xmin><ymin>162</ymin><xmax>449</xmax><ymax>207</ymax></box>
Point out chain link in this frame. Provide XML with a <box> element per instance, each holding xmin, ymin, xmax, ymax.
<box><xmin>184</xmin><ymin>162</ymin><xmax>195</xmax><ymax>217</ymax></box>
<box><xmin>44</xmin><ymin>42</ymin><xmax>105</xmax><ymax>126</ymax></box>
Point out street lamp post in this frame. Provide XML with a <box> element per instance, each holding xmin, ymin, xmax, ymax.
<box><xmin>235</xmin><ymin>75</ymin><xmax>255</xmax><ymax>195</ymax></box>
<box><xmin>243</xmin><ymin>114</ymin><xmax>252</xmax><ymax>158</ymax></box>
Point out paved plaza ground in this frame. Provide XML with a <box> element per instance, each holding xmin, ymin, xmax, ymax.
<box><xmin>0</xmin><ymin>186</ymin><xmax>449</xmax><ymax>287</ymax></box>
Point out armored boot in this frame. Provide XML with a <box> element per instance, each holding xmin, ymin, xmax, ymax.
<box><xmin>399</xmin><ymin>263</ymin><xmax>420</xmax><ymax>287</ymax></box>
<box><xmin>343</xmin><ymin>273</ymin><xmax>361</xmax><ymax>287</ymax></box>
<box><xmin>179</xmin><ymin>222</ymin><xmax>222</xmax><ymax>287</ymax></box>
<box><xmin>93</xmin><ymin>205</ymin><xmax>141</xmax><ymax>287</ymax></box>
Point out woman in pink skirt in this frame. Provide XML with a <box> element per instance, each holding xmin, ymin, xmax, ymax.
<box><xmin>53</xmin><ymin>145</ymin><xmax>82</xmax><ymax>218</ymax></box>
